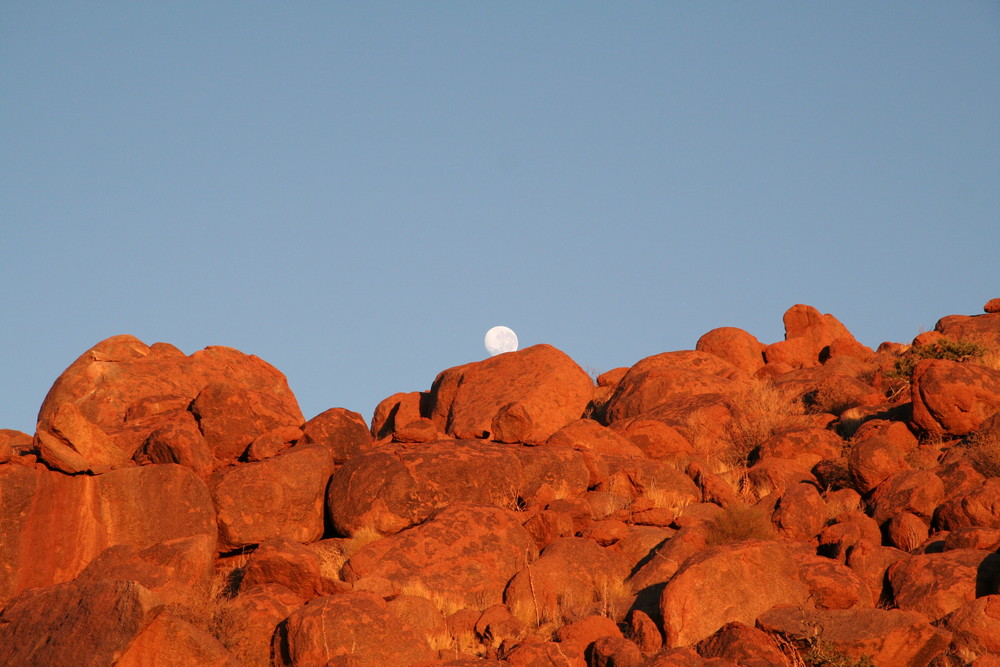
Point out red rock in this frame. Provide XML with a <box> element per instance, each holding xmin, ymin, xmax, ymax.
<box><xmin>581</xmin><ymin>519</ymin><xmax>630</xmax><ymax>547</ymax></box>
<box><xmin>211</xmin><ymin>445</ymin><xmax>334</xmax><ymax>551</ymax></box>
<box><xmin>389</xmin><ymin>594</ymin><xmax>450</xmax><ymax>645</ymax></box>
<box><xmin>245</xmin><ymin>424</ymin><xmax>303</xmax><ymax>462</ymax></box>
<box><xmin>936</xmin><ymin>311</ymin><xmax>1000</xmax><ymax>347</ymax></box>
<box><xmin>274</xmin><ymin>591</ymin><xmax>437</xmax><ymax>666</ymax></box>
<box><xmin>695</xmin><ymin>622</ymin><xmax>787</xmax><ymax>667</ymax></box>
<box><xmin>34</xmin><ymin>401</ymin><xmax>129</xmax><ymax>474</ymax></box>
<box><xmin>523</xmin><ymin>509</ymin><xmax>576</xmax><ymax>549</ymax></box>
<box><xmin>394</xmin><ymin>417</ymin><xmax>443</xmax><ymax>443</ymax></box>
<box><xmin>628</xmin><ymin>609</ymin><xmax>663</xmax><ymax>654</ymax></box>
<box><xmin>327</xmin><ymin>440</ymin><xmax>525</xmax><ymax>536</ymax></box>
<box><xmin>191</xmin><ymin>382</ymin><xmax>304</xmax><ymax>463</ymax></box>
<box><xmin>942</xmin><ymin>594</ymin><xmax>1000</xmax><ymax>656</ymax></box>
<box><xmin>659</xmin><ymin>540</ymin><xmax>810</xmax><ymax>647</ymax></box>
<box><xmin>600</xmin><ymin>459</ymin><xmax>701</xmax><ymax>513</ymax></box>
<box><xmin>588</xmin><ymin>635</ymin><xmax>643</xmax><ymax>667</ymax></box>
<box><xmin>634</xmin><ymin>394</ymin><xmax>734</xmax><ymax>449</ymax></box>
<box><xmin>887</xmin><ymin>549</ymin><xmax>1000</xmax><ymax>621</ymax></box>
<box><xmin>845</xmin><ymin>543</ymin><xmax>908</xmax><ymax>604</ymax></box>
<box><xmin>937</xmin><ymin>478</ymin><xmax>1000</xmax><ymax>530</ymax></box>
<box><xmin>762</xmin><ymin>304</ymin><xmax>857</xmax><ymax>370</ymax></box>
<box><xmin>642</xmin><ymin>648</ymin><xmax>709</xmax><ymax>666</ymax></box>
<box><xmin>240</xmin><ymin>538</ymin><xmax>324</xmax><ymax>599</ymax></box>
<box><xmin>37</xmin><ymin>336</ymin><xmax>302</xmax><ymax>462</ymax></box>
<box><xmin>771</xmin><ymin>482</ymin><xmax>828</xmax><ymax>542</ymax></box>
<box><xmin>427</xmin><ymin>344</ymin><xmax>594</xmax><ymax>444</ymax></box>
<box><xmin>757</xmin><ymin>427</ymin><xmax>843</xmax><ymax>469</ymax></box>
<box><xmin>684</xmin><ymin>461</ymin><xmax>738</xmax><ymax>508</ymax></box>
<box><xmin>851</xmin><ymin>419</ymin><xmax>919</xmax><ymax>453</ymax></box>
<box><xmin>75</xmin><ymin>534</ymin><xmax>215</xmax><ymax>607</ymax></box>
<box><xmin>885</xmin><ymin>512</ymin><xmax>930</xmax><ymax>552</ymax></box>
<box><xmin>755</xmin><ymin>605</ymin><xmax>951</xmax><ymax>667</ymax></box>
<box><xmin>505</xmin><ymin>537</ymin><xmax>630</xmax><ymax>626</ymax></box>
<box><xmin>556</xmin><ymin>614</ymin><xmax>622</xmax><ymax>656</ymax></box>
<box><xmin>0</xmin><ymin>429</ymin><xmax>32</xmax><ymax>463</ymax></box>
<box><xmin>944</xmin><ymin>527</ymin><xmax>1000</xmax><ymax>551</ymax></box>
<box><xmin>986</xmin><ymin>299</ymin><xmax>1000</xmax><ymax>314</ymax></box>
<box><xmin>507</xmin><ymin>444</ymin><xmax>590</xmax><ymax>508</ymax></box>
<box><xmin>605</xmin><ymin>352</ymin><xmax>743</xmax><ymax>423</ymax></box>
<box><xmin>746</xmin><ymin>458</ymin><xmax>816</xmax><ymax>498</ymax></box>
<box><xmin>300</xmin><ymin>407</ymin><xmax>371</xmax><ymax>463</ymax></box>
<box><xmin>114</xmin><ymin>611</ymin><xmax>238</xmax><ymax>667</ymax></box>
<box><xmin>818</xmin><ymin>511</ymin><xmax>883</xmax><ymax>562</ymax></box>
<box><xmin>792</xmin><ymin>551</ymin><xmax>874</xmax><ymax>610</ymax></box>
<box><xmin>547</xmin><ymin>418</ymin><xmax>646</xmax><ymax>458</ymax></box>
<box><xmin>848</xmin><ymin>436</ymin><xmax>910</xmax><ymax>493</ymax></box>
<box><xmin>217</xmin><ymin>583</ymin><xmax>304</xmax><ymax>667</ymax></box>
<box><xmin>0</xmin><ymin>463</ymin><xmax>216</xmax><ymax>602</ymax></box>
<box><xmin>132</xmin><ymin>410</ymin><xmax>216</xmax><ymax>475</ymax></box>
<box><xmin>911</xmin><ymin>359</ymin><xmax>1000</xmax><ymax>436</ymax></box>
<box><xmin>597</xmin><ymin>367</ymin><xmax>629</xmax><ymax>388</ymax></box>
<box><xmin>825</xmin><ymin>335</ymin><xmax>876</xmax><ymax>364</ymax></box>
<box><xmin>505</xmin><ymin>640</ymin><xmax>587</xmax><ymax>667</ymax></box>
<box><xmin>868</xmin><ymin>469</ymin><xmax>944</xmax><ymax>526</ymax></box>
<box><xmin>696</xmin><ymin>327</ymin><xmax>766</xmax><ymax>375</ymax></box>
<box><xmin>627</xmin><ymin>526</ymin><xmax>709</xmax><ymax>596</ymax></box>
<box><xmin>0</xmin><ymin>579</ymin><xmax>166</xmax><ymax>666</ymax></box>
<box><xmin>370</xmin><ymin>391</ymin><xmax>424</xmax><ymax>440</ymax></box>
<box><xmin>609</xmin><ymin>419</ymin><xmax>695</xmax><ymax>462</ymax></box>
<box><xmin>342</xmin><ymin>504</ymin><xmax>536</xmax><ymax>611</ymax></box>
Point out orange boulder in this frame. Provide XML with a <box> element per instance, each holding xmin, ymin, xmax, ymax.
<box><xmin>427</xmin><ymin>344</ymin><xmax>594</xmax><ymax>444</ymax></box>
<box><xmin>696</xmin><ymin>327</ymin><xmax>766</xmax><ymax>375</ymax></box>
<box><xmin>911</xmin><ymin>359</ymin><xmax>1000</xmax><ymax>436</ymax></box>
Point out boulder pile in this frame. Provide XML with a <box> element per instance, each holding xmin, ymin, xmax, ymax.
<box><xmin>3</xmin><ymin>301</ymin><xmax>1000</xmax><ymax>666</ymax></box>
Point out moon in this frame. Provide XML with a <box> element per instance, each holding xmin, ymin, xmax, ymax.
<box><xmin>484</xmin><ymin>326</ymin><xmax>518</xmax><ymax>356</ymax></box>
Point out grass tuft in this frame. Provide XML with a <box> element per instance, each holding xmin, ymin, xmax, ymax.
<box><xmin>704</xmin><ymin>503</ymin><xmax>774</xmax><ymax>546</ymax></box>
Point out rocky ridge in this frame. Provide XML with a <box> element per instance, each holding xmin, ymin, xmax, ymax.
<box><xmin>2</xmin><ymin>300</ymin><xmax>1000</xmax><ymax>666</ymax></box>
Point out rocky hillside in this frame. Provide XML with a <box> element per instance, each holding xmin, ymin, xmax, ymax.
<box><xmin>2</xmin><ymin>301</ymin><xmax>1000</xmax><ymax>666</ymax></box>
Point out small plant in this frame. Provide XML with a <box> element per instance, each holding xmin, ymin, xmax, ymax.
<box><xmin>801</xmin><ymin>641</ymin><xmax>875</xmax><ymax>667</ymax></box>
<box><xmin>887</xmin><ymin>338</ymin><xmax>989</xmax><ymax>382</ymax></box>
<box><xmin>722</xmin><ymin>379</ymin><xmax>804</xmax><ymax>468</ymax></box>
<box><xmin>704</xmin><ymin>503</ymin><xmax>774</xmax><ymax>546</ymax></box>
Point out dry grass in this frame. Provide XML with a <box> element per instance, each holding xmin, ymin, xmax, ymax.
<box><xmin>313</xmin><ymin>526</ymin><xmax>386</xmax><ymax>581</ymax></box>
<box><xmin>722</xmin><ymin>379</ymin><xmax>804</xmax><ymax>468</ymax></box>
<box><xmin>961</xmin><ymin>428</ymin><xmax>1000</xmax><ymax>477</ymax></box>
<box><xmin>704</xmin><ymin>502</ymin><xmax>775</xmax><ymax>546</ymax></box>
<box><xmin>640</xmin><ymin>481</ymin><xmax>695</xmax><ymax>512</ymax></box>
<box><xmin>398</xmin><ymin>580</ymin><xmax>467</xmax><ymax>617</ymax></box>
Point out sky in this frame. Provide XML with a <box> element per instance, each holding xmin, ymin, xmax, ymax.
<box><xmin>2</xmin><ymin>3</ymin><xmax>998</xmax><ymax>435</ymax></box>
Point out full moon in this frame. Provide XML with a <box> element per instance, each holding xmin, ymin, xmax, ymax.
<box><xmin>484</xmin><ymin>326</ymin><xmax>518</xmax><ymax>356</ymax></box>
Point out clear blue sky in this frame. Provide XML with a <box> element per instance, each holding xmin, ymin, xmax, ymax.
<box><xmin>3</xmin><ymin>3</ymin><xmax>998</xmax><ymax>434</ymax></box>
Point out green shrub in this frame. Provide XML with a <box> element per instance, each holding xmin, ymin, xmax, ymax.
<box><xmin>888</xmin><ymin>338</ymin><xmax>988</xmax><ymax>382</ymax></box>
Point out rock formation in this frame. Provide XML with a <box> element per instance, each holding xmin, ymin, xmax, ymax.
<box><xmin>3</xmin><ymin>299</ymin><xmax>1000</xmax><ymax>665</ymax></box>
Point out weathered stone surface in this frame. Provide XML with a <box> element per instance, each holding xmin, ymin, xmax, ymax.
<box><xmin>848</xmin><ymin>436</ymin><xmax>910</xmax><ymax>493</ymax></box>
<box><xmin>868</xmin><ymin>469</ymin><xmax>944</xmax><ymax>526</ymax></box>
<box><xmin>885</xmin><ymin>512</ymin><xmax>930</xmax><ymax>552</ymax></box>
<box><xmin>0</xmin><ymin>579</ymin><xmax>165</xmax><ymax>667</ymax></box>
<box><xmin>937</xmin><ymin>478</ymin><xmax>1000</xmax><ymax>530</ymax></box>
<box><xmin>327</xmin><ymin>440</ymin><xmax>524</xmax><ymax>536</ymax></box>
<box><xmin>887</xmin><ymin>549</ymin><xmax>1000</xmax><ymax>621</ymax></box>
<box><xmin>34</xmin><ymin>401</ymin><xmax>129</xmax><ymax>474</ymax></box>
<box><xmin>763</xmin><ymin>305</ymin><xmax>857</xmax><ymax>369</ymax></box>
<box><xmin>36</xmin><ymin>336</ymin><xmax>303</xmax><ymax>461</ymax></box>
<box><xmin>217</xmin><ymin>583</ymin><xmax>304</xmax><ymax>667</ymax></box>
<box><xmin>211</xmin><ymin>445</ymin><xmax>334</xmax><ymax>551</ymax></box>
<box><xmin>696</xmin><ymin>622</ymin><xmax>787</xmax><ymax>667</ymax></box>
<box><xmin>911</xmin><ymin>359</ymin><xmax>1000</xmax><ymax>436</ymax></box>
<box><xmin>427</xmin><ymin>344</ymin><xmax>594</xmax><ymax>444</ymax></box>
<box><xmin>370</xmin><ymin>391</ymin><xmax>424</xmax><ymax>440</ymax></box>
<box><xmin>114</xmin><ymin>611</ymin><xmax>238</xmax><ymax>667</ymax></box>
<box><xmin>756</xmin><ymin>605</ymin><xmax>951</xmax><ymax>667</ymax></box>
<box><xmin>240</xmin><ymin>538</ymin><xmax>324</xmax><ymax>600</ymax></box>
<box><xmin>757</xmin><ymin>427</ymin><xmax>843</xmax><ymax>469</ymax></box>
<box><xmin>505</xmin><ymin>537</ymin><xmax>630</xmax><ymax>626</ymax></box>
<box><xmin>792</xmin><ymin>551</ymin><xmax>874</xmax><ymax>610</ymax></box>
<box><xmin>771</xmin><ymin>482</ymin><xmax>828</xmax><ymax>542</ymax></box>
<box><xmin>941</xmin><ymin>594</ymin><xmax>1000</xmax><ymax>657</ymax></box>
<box><xmin>547</xmin><ymin>418</ymin><xmax>646</xmax><ymax>459</ymax></box>
<box><xmin>301</xmin><ymin>407</ymin><xmax>371</xmax><ymax>463</ymax></box>
<box><xmin>132</xmin><ymin>410</ymin><xmax>216</xmax><ymax>475</ymax></box>
<box><xmin>605</xmin><ymin>352</ymin><xmax>742</xmax><ymax>424</ymax></box>
<box><xmin>818</xmin><ymin>511</ymin><xmax>882</xmax><ymax>562</ymax></box>
<box><xmin>274</xmin><ymin>592</ymin><xmax>436</xmax><ymax>666</ymax></box>
<box><xmin>0</xmin><ymin>463</ymin><xmax>216</xmax><ymax>603</ymax></box>
<box><xmin>696</xmin><ymin>328</ymin><xmax>766</xmax><ymax>375</ymax></box>
<box><xmin>609</xmin><ymin>419</ymin><xmax>695</xmax><ymax>462</ymax></box>
<box><xmin>659</xmin><ymin>540</ymin><xmax>810</xmax><ymax>647</ymax></box>
<box><xmin>342</xmin><ymin>504</ymin><xmax>536</xmax><ymax>610</ymax></box>
<box><xmin>936</xmin><ymin>311</ymin><xmax>1000</xmax><ymax>347</ymax></box>
<box><xmin>191</xmin><ymin>382</ymin><xmax>304</xmax><ymax>463</ymax></box>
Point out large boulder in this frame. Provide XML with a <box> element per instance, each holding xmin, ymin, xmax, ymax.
<box><xmin>273</xmin><ymin>591</ymin><xmax>437</xmax><ymax>666</ymax></box>
<box><xmin>604</xmin><ymin>351</ymin><xmax>743</xmax><ymax>424</ymax></box>
<box><xmin>935</xmin><ymin>311</ymin><xmax>1000</xmax><ymax>348</ymax></box>
<box><xmin>936</xmin><ymin>478</ymin><xmax>1000</xmax><ymax>530</ymax></box>
<box><xmin>696</xmin><ymin>327</ymin><xmax>766</xmax><ymax>375</ymax></box>
<box><xmin>300</xmin><ymin>407</ymin><xmax>372</xmax><ymax>464</ymax></box>
<box><xmin>210</xmin><ymin>444</ymin><xmax>334</xmax><ymax>551</ymax></box>
<box><xmin>35</xmin><ymin>336</ymin><xmax>303</xmax><ymax>467</ymax></box>
<box><xmin>658</xmin><ymin>540</ymin><xmax>810</xmax><ymax>647</ymax></box>
<box><xmin>762</xmin><ymin>304</ymin><xmax>864</xmax><ymax>369</ymax></box>
<box><xmin>887</xmin><ymin>549</ymin><xmax>1000</xmax><ymax>621</ymax></box>
<box><xmin>911</xmin><ymin>359</ymin><xmax>1000</xmax><ymax>436</ymax></box>
<box><xmin>0</xmin><ymin>463</ymin><xmax>217</xmax><ymax>603</ymax></box>
<box><xmin>426</xmin><ymin>344</ymin><xmax>594</xmax><ymax>444</ymax></box>
<box><xmin>326</xmin><ymin>440</ymin><xmax>524</xmax><ymax>536</ymax></box>
<box><xmin>0</xmin><ymin>579</ymin><xmax>169</xmax><ymax>667</ymax></box>
<box><xmin>756</xmin><ymin>605</ymin><xmax>951</xmax><ymax>667</ymax></box>
<box><xmin>342</xmin><ymin>504</ymin><xmax>536</xmax><ymax>610</ymax></box>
